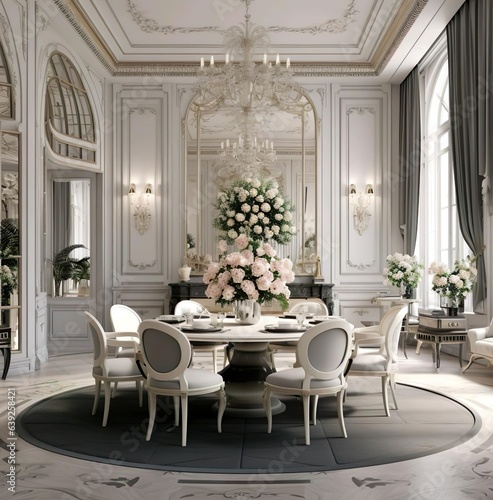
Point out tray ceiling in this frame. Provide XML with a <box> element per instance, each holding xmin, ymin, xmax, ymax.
<box><xmin>53</xmin><ymin>0</ymin><xmax>466</xmax><ymax>82</ymax></box>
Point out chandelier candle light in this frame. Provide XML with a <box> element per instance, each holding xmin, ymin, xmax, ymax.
<box><xmin>194</xmin><ymin>0</ymin><xmax>302</xmax><ymax>176</ymax></box>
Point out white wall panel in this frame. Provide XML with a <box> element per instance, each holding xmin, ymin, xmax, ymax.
<box><xmin>333</xmin><ymin>85</ymin><xmax>391</xmax><ymax>286</ymax></box>
<box><xmin>114</xmin><ymin>87</ymin><xmax>169</xmax><ymax>285</ymax></box>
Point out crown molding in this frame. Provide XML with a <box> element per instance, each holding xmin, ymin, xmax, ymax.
<box><xmin>54</xmin><ymin>0</ymin><xmax>427</xmax><ymax>78</ymax></box>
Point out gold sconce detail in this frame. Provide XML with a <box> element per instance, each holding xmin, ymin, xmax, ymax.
<box><xmin>129</xmin><ymin>183</ymin><xmax>152</xmax><ymax>235</ymax></box>
<box><xmin>349</xmin><ymin>183</ymin><xmax>374</xmax><ymax>235</ymax></box>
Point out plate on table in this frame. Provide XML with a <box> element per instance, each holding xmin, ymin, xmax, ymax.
<box><xmin>283</xmin><ymin>313</ymin><xmax>314</xmax><ymax>320</ymax></box>
<box><xmin>180</xmin><ymin>325</ymin><xmax>223</xmax><ymax>333</ymax></box>
<box><xmin>157</xmin><ymin>315</ymin><xmax>186</xmax><ymax>324</ymax></box>
<box><xmin>264</xmin><ymin>324</ymin><xmax>307</xmax><ymax>333</ymax></box>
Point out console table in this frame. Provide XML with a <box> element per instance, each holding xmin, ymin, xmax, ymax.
<box><xmin>169</xmin><ymin>282</ymin><xmax>334</xmax><ymax>316</ymax></box>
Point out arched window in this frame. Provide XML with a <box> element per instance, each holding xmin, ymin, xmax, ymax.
<box><xmin>45</xmin><ymin>52</ymin><xmax>96</xmax><ymax>163</ymax></box>
<box><xmin>417</xmin><ymin>45</ymin><xmax>470</xmax><ymax>309</ymax></box>
<box><xmin>0</xmin><ymin>39</ymin><xmax>13</xmax><ymax>119</ymax></box>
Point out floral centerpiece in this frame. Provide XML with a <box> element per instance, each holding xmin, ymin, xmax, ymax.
<box><xmin>383</xmin><ymin>252</ymin><xmax>424</xmax><ymax>298</ymax></box>
<box><xmin>203</xmin><ymin>234</ymin><xmax>295</xmax><ymax>313</ymax></box>
<box><xmin>213</xmin><ymin>177</ymin><xmax>295</xmax><ymax>245</ymax></box>
<box><xmin>429</xmin><ymin>257</ymin><xmax>477</xmax><ymax>308</ymax></box>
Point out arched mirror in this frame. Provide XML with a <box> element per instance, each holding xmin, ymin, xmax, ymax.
<box><xmin>1</xmin><ymin>131</ymin><xmax>21</xmax><ymax>351</ymax></box>
<box><xmin>184</xmin><ymin>89</ymin><xmax>318</xmax><ymax>275</ymax></box>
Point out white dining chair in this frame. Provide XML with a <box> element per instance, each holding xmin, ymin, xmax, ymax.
<box><xmin>85</xmin><ymin>312</ymin><xmax>144</xmax><ymax>427</ymax></box>
<box><xmin>110</xmin><ymin>304</ymin><xmax>141</xmax><ymax>358</ymax></box>
<box><xmin>268</xmin><ymin>301</ymin><xmax>330</xmax><ymax>369</ymax></box>
<box><xmin>264</xmin><ymin>319</ymin><xmax>353</xmax><ymax>445</ymax></box>
<box><xmin>138</xmin><ymin>319</ymin><xmax>226</xmax><ymax>446</ymax></box>
<box><xmin>348</xmin><ymin>305</ymin><xmax>408</xmax><ymax>416</ymax></box>
<box><xmin>174</xmin><ymin>300</ymin><xmax>228</xmax><ymax>372</ymax></box>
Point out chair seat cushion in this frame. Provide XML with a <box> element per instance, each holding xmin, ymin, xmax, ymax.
<box><xmin>94</xmin><ymin>357</ymin><xmax>142</xmax><ymax>378</ymax></box>
<box><xmin>115</xmin><ymin>348</ymin><xmax>135</xmax><ymax>358</ymax></box>
<box><xmin>350</xmin><ymin>353</ymin><xmax>392</xmax><ymax>372</ymax></box>
<box><xmin>473</xmin><ymin>339</ymin><xmax>493</xmax><ymax>357</ymax></box>
<box><xmin>266</xmin><ymin>367</ymin><xmax>343</xmax><ymax>390</ymax></box>
<box><xmin>148</xmin><ymin>368</ymin><xmax>223</xmax><ymax>390</ymax></box>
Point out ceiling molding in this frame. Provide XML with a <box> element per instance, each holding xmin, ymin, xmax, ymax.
<box><xmin>53</xmin><ymin>0</ymin><xmax>117</xmax><ymax>73</ymax></box>
<box><xmin>372</xmin><ymin>0</ymin><xmax>429</xmax><ymax>74</ymax></box>
<box><xmin>53</xmin><ymin>0</ymin><xmax>429</xmax><ymax>78</ymax></box>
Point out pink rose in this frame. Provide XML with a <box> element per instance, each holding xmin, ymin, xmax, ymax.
<box><xmin>231</xmin><ymin>268</ymin><xmax>246</xmax><ymax>283</ymax></box>
<box><xmin>222</xmin><ymin>285</ymin><xmax>236</xmax><ymax>301</ymax></box>
<box><xmin>218</xmin><ymin>240</ymin><xmax>228</xmax><ymax>254</ymax></box>
<box><xmin>205</xmin><ymin>283</ymin><xmax>223</xmax><ymax>300</ymax></box>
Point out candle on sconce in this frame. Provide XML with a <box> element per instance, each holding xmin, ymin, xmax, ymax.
<box><xmin>200</xmin><ymin>57</ymin><xmax>204</xmax><ymax>68</ymax></box>
<box><xmin>221</xmin><ymin>141</ymin><xmax>224</xmax><ymax>149</ymax></box>
<box><xmin>286</xmin><ymin>58</ymin><xmax>291</xmax><ymax>69</ymax></box>
<box><xmin>263</xmin><ymin>53</ymin><xmax>267</xmax><ymax>65</ymax></box>
<box><xmin>275</xmin><ymin>54</ymin><xmax>280</xmax><ymax>65</ymax></box>
<box><xmin>226</xmin><ymin>139</ymin><xmax>230</xmax><ymax>148</ymax></box>
<box><xmin>225</xmin><ymin>53</ymin><xmax>230</xmax><ymax>64</ymax></box>
<box><xmin>210</xmin><ymin>56</ymin><xmax>214</xmax><ymax>66</ymax></box>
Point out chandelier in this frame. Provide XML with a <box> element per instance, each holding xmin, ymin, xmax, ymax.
<box><xmin>194</xmin><ymin>0</ymin><xmax>303</xmax><ymax>176</ymax></box>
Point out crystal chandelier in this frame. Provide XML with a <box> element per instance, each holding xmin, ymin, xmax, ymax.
<box><xmin>194</xmin><ymin>0</ymin><xmax>303</xmax><ymax>176</ymax></box>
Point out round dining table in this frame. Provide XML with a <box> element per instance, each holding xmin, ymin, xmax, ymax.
<box><xmin>183</xmin><ymin>315</ymin><xmax>311</xmax><ymax>417</ymax></box>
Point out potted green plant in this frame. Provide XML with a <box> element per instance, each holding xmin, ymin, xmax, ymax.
<box><xmin>50</xmin><ymin>244</ymin><xmax>87</xmax><ymax>297</ymax></box>
<box><xmin>0</xmin><ymin>218</ymin><xmax>19</xmax><ymax>324</ymax></box>
<box><xmin>72</xmin><ymin>256</ymin><xmax>90</xmax><ymax>296</ymax></box>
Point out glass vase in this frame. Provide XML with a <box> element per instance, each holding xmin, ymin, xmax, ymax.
<box><xmin>401</xmin><ymin>284</ymin><xmax>414</xmax><ymax>299</ymax></box>
<box><xmin>234</xmin><ymin>300</ymin><xmax>261</xmax><ymax>325</ymax></box>
<box><xmin>440</xmin><ymin>296</ymin><xmax>459</xmax><ymax>316</ymax></box>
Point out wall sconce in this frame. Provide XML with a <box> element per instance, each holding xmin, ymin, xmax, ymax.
<box><xmin>128</xmin><ymin>183</ymin><xmax>152</xmax><ymax>235</ymax></box>
<box><xmin>349</xmin><ymin>183</ymin><xmax>374</xmax><ymax>235</ymax></box>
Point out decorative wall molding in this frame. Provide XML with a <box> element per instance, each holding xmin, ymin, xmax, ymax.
<box><xmin>347</xmin><ymin>106</ymin><xmax>375</xmax><ymax>115</ymax></box>
<box><xmin>129</xmin><ymin>106</ymin><xmax>157</xmax><ymax>115</ymax></box>
<box><xmin>128</xmin><ymin>260</ymin><xmax>157</xmax><ymax>271</ymax></box>
<box><xmin>347</xmin><ymin>259</ymin><xmax>376</xmax><ymax>271</ymax></box>
<box><xmin>353</xmin><ymin>308</ymin><xmax>370</xmax><ymax>317</ymax></box>
<box><xmin>177</xmin><ymin>87</ymin><xmax>187</xmax><ymax>106</ymax></box>
<box><xmin>316</xmin><ymin>88</ymin><xmax>326</xmax><ymax>106</ymax></box>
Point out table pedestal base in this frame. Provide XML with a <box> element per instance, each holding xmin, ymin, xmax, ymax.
<box><xmin>218</xmin><ymin>341</ymin><xmax>284</xmax><ymax>417</ymax></box>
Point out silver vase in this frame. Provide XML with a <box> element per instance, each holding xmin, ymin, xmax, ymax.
<box><xmin>234</xmin><ymin>300</ymin><xmax>261</xmax><ymax>325</ymax></box>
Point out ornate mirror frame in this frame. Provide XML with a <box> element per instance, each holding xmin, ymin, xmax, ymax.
<box><xmin>183</xmin><ymin>89</ymin><xmax>319</xmax><ymax>275</ymax></box>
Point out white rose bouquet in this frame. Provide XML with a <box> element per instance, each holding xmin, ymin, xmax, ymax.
<box><xmin>213</xmin><ymin>177</ymin><xmax>295</xmax><ymax>245</ymax></box>
<box><xmin>383</xmin><ymin>253</ymin><xmax>423</xmax><ymax>297</ymax></box>
<box><xmin>203</xmin><ymin>234</ymin><xmax>295</xmax><ymax>310</ymax></box>
<box><xmin>429</xmin><ymin>257</ymin><xmax>477</xmax><ymax>303</ymax></box>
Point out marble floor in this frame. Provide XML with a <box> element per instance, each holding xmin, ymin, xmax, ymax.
<box><xmin>1</xmin><ymin>345</ymin><xmax>493</xmax><ymax>500</ymax></box>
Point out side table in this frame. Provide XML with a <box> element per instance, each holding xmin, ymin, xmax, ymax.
<box><xmin>0</xmin><ymin>327</ymin><xmax>12</xmax><ymax>380</ymax></box>
<box><xmin>415</xmin><ymin>328</ymin><xmax>467</xmax><ymax>373</ymax></box>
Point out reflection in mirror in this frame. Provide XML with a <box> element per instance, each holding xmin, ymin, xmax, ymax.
<box><xmin>51</xmin><ymin>179</ymin><xmax>90</xmax><ymax>297</ymax></box>
<box><xmin>0</xmin><ymin>131</ymin><xmax>20</xmax><ymax>351</ymax></box>
<box><xmin>184</xmin><ymin>91</ymin><xmax>318</xmax><ymax>275</ymax></box>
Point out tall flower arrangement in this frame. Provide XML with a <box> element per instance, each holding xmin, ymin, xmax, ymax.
<box><xmin>383</xmin><ymin>253</ymin><xmax>423</xmax><ymax>296</ymax></box>
<box><xmin>429</xmin><ymin>257</ymin><xmax>477</xmax><ymax>304</ymax></box>
<box><xmin>213</xmin><ymin>177</ymin><xmax>295</xmax><ymax>245</ymax></box>
<box><xmin>203</xmin><ymin>234</ymin><xmax>295</xmax><ymax>311</ymax></box>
